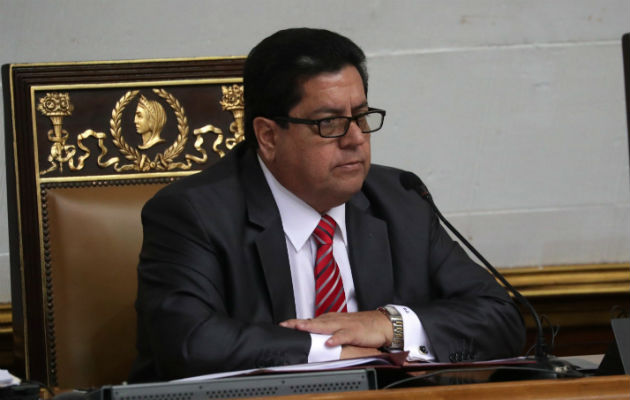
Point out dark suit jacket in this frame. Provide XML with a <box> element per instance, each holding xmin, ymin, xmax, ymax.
<box><xmin>130</xmin><ymin>143</ymin><xmax>525</xmax><ymax>382</ymax></box>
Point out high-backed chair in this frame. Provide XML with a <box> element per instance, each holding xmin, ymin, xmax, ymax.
<box><xmin>2</xmin><ymin>57</ymin><xmax>245</xmax><ymax>389</ymax></box>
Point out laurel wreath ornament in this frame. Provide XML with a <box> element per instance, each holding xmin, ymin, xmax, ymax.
<box><xmin>154</xmin><ymin>88</ymin><xmax>189</xmax><ymax>170</ymax></box>
<box><xmin>109</xmin><ymin>89</ymin><xmax>189</xmax><ymax>172</ymax></box>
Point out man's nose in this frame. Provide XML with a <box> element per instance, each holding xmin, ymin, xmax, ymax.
<box><xmin>339</xmin><ymin>119</ymin><xmax>367</xmax><ymax>147</ymax></box>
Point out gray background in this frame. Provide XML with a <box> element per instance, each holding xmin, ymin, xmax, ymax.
<box><xmin>1</xmin><ymin>0</ymin><xmax>629</xmax><ymax>302</ymax></box>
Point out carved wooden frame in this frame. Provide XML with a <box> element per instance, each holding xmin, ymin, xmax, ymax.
<box><xmin>2</xmin><ymin>57</ymin><xmax>245</xmax><ymax>386</ymax></box>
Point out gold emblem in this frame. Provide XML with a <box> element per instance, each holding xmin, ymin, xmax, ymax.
<box><xmin>220</xmin><ymin>84</ymin><xmax>245</xmax><ymax>149</ymax></box>
<box><xmin>37</xmin><ymin>93</ymin><xmax>78</xmax><ymax>174</ymax></box>
<box><xmin>106</xmin><ymin>89</ymin><xmax>191</xmax><ymax>171</ymax></box>
<box><xmin>195</xmin><ymin>84</ymin><xmax>245</xmax><ymax>157</ymax></box>
<box><xmin>36</xmin><ymin>86</ymin><xmax>244</xmax><ymax>175</ymax></box>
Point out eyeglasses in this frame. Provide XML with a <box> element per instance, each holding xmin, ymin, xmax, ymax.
<box><xmin>273</xmin><ymin>107</ymin><xmax>386</xmax><ymax>138</ymax></box>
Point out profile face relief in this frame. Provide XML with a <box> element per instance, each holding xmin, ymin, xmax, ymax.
<box><xmin>134</xmin><ymin>106</ymin><xmax>150</xmax><ymax>135</ymax></box>
<box><xmin>134</xmin><ymin>95</ymin><xmax>166</xmax><ymax>149</ymax></box>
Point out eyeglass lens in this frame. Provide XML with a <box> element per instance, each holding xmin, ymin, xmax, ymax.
<box><xmin>320</xmin><ymin>112</ymin><xmax>383</xmax><ymax>137</ymax></box>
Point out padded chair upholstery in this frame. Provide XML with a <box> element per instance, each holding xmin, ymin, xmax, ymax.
<box><xmin>45</xmin><ymin>183</ymin><xmax>165</xmax><ymax>387</ymax></box>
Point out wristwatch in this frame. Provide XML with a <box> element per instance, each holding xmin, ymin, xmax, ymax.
<box><xmin>377</xmin><ymin>305</ymin><xmax>404</xmax><ymax>351</ymax></box>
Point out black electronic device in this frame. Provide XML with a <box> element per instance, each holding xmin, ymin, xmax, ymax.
<box><xmin>623</xmin><ymin>33</ymin><xmax>630</xmax><ymax>158</ymax></box>
<box><xmin>0</xmin><ymin>383</ymin><xmax>40</xmax><ymax>400</ymax></box>
<box><xmin>597</xmin><ymin>318</ymin><xmax>630</xmax><ymax>375</ymax></box>
<box><xmin>87</xmin><ymin>369</ymin><xmax>377</xmax><ymax>400</ymax></box>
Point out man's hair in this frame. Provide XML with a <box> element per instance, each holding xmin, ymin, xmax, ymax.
<box><xmin>243</xmin><ymin>27</ymin><xmax>368</xmax><ymax>146</ymax></box>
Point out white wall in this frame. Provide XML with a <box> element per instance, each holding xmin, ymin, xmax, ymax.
<box><xmin>1</xmin><ymin>0</ymin><xmax>628</xmax><ymax>302</ymax></box>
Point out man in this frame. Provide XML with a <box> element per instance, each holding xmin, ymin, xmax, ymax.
<box><xmin>129</xmin><ymin>28</ymin><xmax>525</xmax><ymax>382</ymax></box>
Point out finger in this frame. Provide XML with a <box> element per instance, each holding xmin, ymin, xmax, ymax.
<box><xmin>326</xmin><ymin>330</ymin><xmax>348</xmax><ymax>347</ymax></box>
<box><xmin>314</xmin><ymin>312</ymin><xmax>351</xmax><ymax>322</ymax></box>
<box><xmin>326</xmin><ymin>328</ymin><xmax>360</xmax><ymax>347</ymax></box>
<box><xmin>294</xmin><ymin>317</ymin><xmax>346</xmax><ymax>334</ymax></box>
<box><xmin>279</xmin><ymin>318</ymin><xmax>307</xmax><ymax>328</ymax></box>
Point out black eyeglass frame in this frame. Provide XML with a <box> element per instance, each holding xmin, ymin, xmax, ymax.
<box><xmin>272</xmin><ymin>107</ymin><xmax>386</xmax><ymax>138</ymax></box>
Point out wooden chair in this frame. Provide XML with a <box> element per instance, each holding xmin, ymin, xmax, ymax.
<box><xmin>2</xmin><ymin>57</ymin><xmax>244</xmax><ymax>389</ymax></box>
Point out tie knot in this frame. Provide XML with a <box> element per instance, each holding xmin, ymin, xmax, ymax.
<box><xmin>313</xmin><ymin>215</ymin><xmax>336</xmax><ymax>246</ymax></box>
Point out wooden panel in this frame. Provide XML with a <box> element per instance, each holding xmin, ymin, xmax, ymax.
<box><xmin>499</xmin><ymin>263</ymin><xmax>630</xmax><ymax>297</ymax></box>
<box><xmin>498</xmin><ymin>264</ymin><xmax>630</xmax><ymax>356</ymax></box>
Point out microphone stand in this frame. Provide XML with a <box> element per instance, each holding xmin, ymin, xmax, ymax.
<box><xmin>400</xmin><ymin>172</ymin><xmax>581</xmax><ymax>378</ymax></box>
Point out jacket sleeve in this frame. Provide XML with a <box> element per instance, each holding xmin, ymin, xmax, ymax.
<box><xmin>362</xmin><ymin>166</ymin><xmax>526</xmax><ymax>363</ymax></box>
<box><xmin>412</xmin><ymin>210</ymin><xmax>526</xmax><ymax>362</ymax></box>
<box><xmin>131</xmin><ymin>191</ymin><xmax>310</xmax><ymax>382</ymax></box>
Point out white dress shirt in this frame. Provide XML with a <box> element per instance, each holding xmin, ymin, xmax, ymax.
<box><xmin>258</xmin><ymin>156</ymin><xmax>434</xmax><ymax>362</ymax></box>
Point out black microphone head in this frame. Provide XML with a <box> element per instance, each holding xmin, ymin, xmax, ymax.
<box><xmin>400</xmin><ymin>171</ymin><xmax>431</xmax><ymax>200</ymax></box>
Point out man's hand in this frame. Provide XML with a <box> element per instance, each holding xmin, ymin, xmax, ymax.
<box><xmin>280</xmin><ymin>310</ymin><xmax>393</xmax><ymax>349</ymax></box>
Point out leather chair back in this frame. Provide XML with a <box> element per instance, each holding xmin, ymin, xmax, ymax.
<box><xmin>44</xmin><ymin>184</ymin><xmax>164</xmax><ymax>387</ymax></box>
<box><xmin>2</xmin><ymin>58</ymin><xmax>244</xmax><ymax>388</ymax></box>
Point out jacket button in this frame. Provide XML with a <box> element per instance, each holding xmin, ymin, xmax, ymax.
<box><xmin>449</xmin><ymin>354</ymin><xmax>456</xmax><ymax>362</ymax></box>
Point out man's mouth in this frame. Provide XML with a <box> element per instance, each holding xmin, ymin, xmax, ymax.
<box><xmin>337</xmin><ymin>160</ymin><xmax>363</xmax><ymax>169</ymax></box>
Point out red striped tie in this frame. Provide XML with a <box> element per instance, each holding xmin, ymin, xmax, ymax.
<box><xmin>313</xmin><ymin>215</ymin><xmax>348</xmax><ymax>317</ymax></box>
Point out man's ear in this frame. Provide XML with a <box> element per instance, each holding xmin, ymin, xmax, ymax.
<box><xmin>253</xmin><ymin>116</ymin><xmax>279</xmax><ymax>161</ymax></box>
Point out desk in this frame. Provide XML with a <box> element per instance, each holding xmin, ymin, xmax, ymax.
<box><xmin>244</xmin><ymin>375</ymin><xmax>629</xmax><ymax>400</ymax></box>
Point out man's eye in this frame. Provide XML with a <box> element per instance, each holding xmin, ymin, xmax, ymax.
<box><xmin>319</xmin><ymin>118</ymin><xmax>336</xmax><ymax>127</ymax></box>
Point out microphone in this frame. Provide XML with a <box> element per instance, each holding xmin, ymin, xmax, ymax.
<box><xmin>400</xmin><ymin>171</ymin><xmax>579</xmax><ymax>377</ymax></box>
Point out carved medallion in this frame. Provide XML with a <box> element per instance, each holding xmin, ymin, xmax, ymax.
<box><xmin>36</xmin><ymin>85</ymin><xmax>245</xmax><ymax>175</ymax></box>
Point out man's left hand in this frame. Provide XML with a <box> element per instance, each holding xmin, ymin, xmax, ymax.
<box><xmin>280</xmin><ymin>310</ymin><xmax>393</xmax><ymax>348</ymax></box>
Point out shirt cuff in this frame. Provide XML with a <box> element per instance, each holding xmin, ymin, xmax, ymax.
<box><xmin>307</xmin><ymin>333</ymin><xmax>342</xmax><ymax>363</ymax></box>
<box><xmin>389</xmin><ymin>304</ymin><xmax>435</xmax><ymax>362</ymax></box>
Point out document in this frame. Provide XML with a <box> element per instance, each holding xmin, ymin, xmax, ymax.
<box><xmin>0</xmin><ymin>369</ymin><xmax>20</xmax><ymax>387</ymax></box>
<box><xmin>174</xmin><ymin>353</ymin><xmax>408</xmax><ymax>382</ymax></box>
<box><xmin>173</xmin><ymin>354</ymin><xmax>530</xmax><ymax>383</ymax></box>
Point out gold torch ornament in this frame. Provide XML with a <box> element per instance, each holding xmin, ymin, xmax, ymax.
<box><xmin>37</xmin><ymin>92</ymin><xmax>75</xmax><ymax>174</ymax></box>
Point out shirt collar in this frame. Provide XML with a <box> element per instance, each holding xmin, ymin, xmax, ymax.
<box><xmin>258</xmin><ymin>155</ymin><xmax>347</xmax><ymax>252</ymax></box>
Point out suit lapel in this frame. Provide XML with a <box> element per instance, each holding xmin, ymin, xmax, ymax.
<box><xmin>240</xmin><ymin>147</ymin><xmax>297</xmax><ymax>322</ymax></box>
<box><xmin>346</xmin><ymin>192</ymin><xmax>394</xmax><ymax>310</ymax></box>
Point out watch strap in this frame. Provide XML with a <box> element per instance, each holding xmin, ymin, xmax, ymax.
<box><xmin>377</xmin><ymin>305</ymin><xmax>404</xmax><ymax>351</ymax></box>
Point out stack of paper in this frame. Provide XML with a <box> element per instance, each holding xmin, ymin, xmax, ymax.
<box><xmin>0</xmin><ymin>369</ymin><xmax>20</xmax><ymax>387</ymax></box>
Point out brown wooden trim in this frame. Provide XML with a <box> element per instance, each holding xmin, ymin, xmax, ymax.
<box><xmin>495</xmin><ymin>263</ymin><xmax>629</xmax><ymax>355</ymax></box>
<box><xmin>498</xmin><ymin>263</ymin><xmax>630</xmax><ymax>297</ymax></box>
